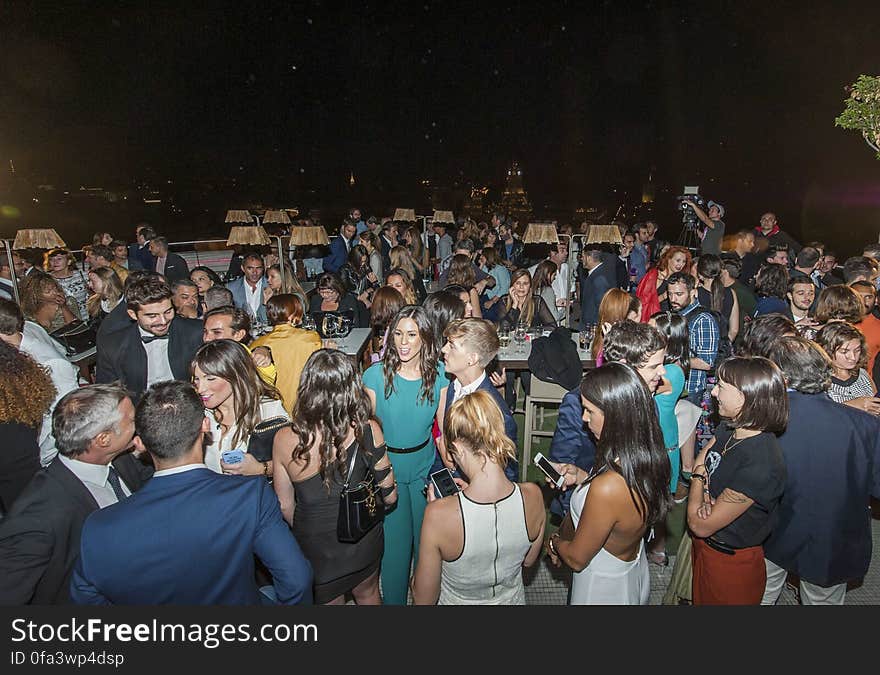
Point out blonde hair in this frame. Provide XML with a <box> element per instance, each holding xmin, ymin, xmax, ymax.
<box><xmin>390</xmin><ymin>245</ymin><xmax>417</xmax><ymax>281</ymax></box>
<box><xmin>86</xmin><ymin>267</ymin><xmax>123</xmax><ymax>318</ymax></box>
<box><xmin>443</xmin><ymin>318</ymin><xmax>499</xmax><ymax>368</ymax></box>
<box><xmin>443</xmin><ymin>390</ymin><xmax>516</xmax><ymax>468</ymax></box>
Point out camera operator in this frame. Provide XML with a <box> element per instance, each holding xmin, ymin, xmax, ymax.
<box><xmin>683</xmin><ymin>199</ymin><xmax>725</xmax><ymax>255</ymax></box>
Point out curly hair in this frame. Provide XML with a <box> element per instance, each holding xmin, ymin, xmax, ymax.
<box><xmin>0</xmin><ymin>341</ymin><xmax>56</xmax><ymax>427</ymax></box>
<box><xmin>657</xmin><ymin>246</ymin><xmax>693</xmax><ymax>277</ymax></box>
<box><xmin>289</xmin><ymin>349</ymin><xmax>374</xmax><ymax>491</ymax></box>
<box><xmin>815</xmin><ymin>285</ymin><xmax>864</xmax><ymax>324</ymax></box>
<box><xmin>816</xmin><ymin>321</ymin><xmax>868</xmax><ymax>373</ymax></box>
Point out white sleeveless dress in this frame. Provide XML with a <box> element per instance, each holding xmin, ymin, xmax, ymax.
<box><xmin>438</xmin><ymin>484</ymin><xmax>532</xmax><ymax>605</ymax></box>
<box><xmin>569</xmin><ymin>481</ymin><xmax>650</xmax><ymax>605</ymax></box>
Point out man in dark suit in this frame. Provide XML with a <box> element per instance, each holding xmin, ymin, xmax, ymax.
<box><xmin>127</xmin><ymin>224</ymin><xmax>156</xmax><ymax>272</ymax></box>
<box><xmin>322</xmin><ymin>220</ymin><xmax>356</xmax><ymax>274</ymax></box>
<box><xmin>96</xmin><ymin>275</ymin><xmax>202</xmax><ymax>403</ymax></box>
<box><xmin>70</xmin><ymin>381</ymin><xmax>312</xmax><ymax>605</ymax></box>
<box><xmin>226</xmin><ymin>253</ymin><xmax>269</xmax><ymax>324</ymax></box>
<box><xmin>0</xmin><ymin>384</ymin><xmax>150</xmax><ymax>604</ymax></box>
<box><xmin>379</xmin><ymin>221</ymin><xmax>398</xmax><ymax>274</ymax></box>
<box><xmin>578</xmin><ymin>247</ymin><xmax>613</xmax><ymax>327</ymax></box>
<box><xmin>148</xmin><ymin>235</ymin><xmax>189</xmax><ymax>282</ymax></box>
<box><xmin>762</xmin><ymin>337</ymin><xmax>880</xmax><ymax>605</ymax></box>
<box><xmin>433</xmin><ymin>318</ymin><xmax>518</xmax><ymax>481</ymax></box>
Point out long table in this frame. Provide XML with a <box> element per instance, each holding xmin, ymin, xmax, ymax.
<box><xmin>328</xmin><ymin>327</ymin><xmax>372</xmax><ymax>367</ymax></box>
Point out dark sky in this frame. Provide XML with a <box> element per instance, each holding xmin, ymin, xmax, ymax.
<box><xmin>1</xmin><ymin>1</ymin><xmax>879</xmax><ymax>218</ymax></box>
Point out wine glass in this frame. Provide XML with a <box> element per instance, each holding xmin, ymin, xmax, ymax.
<box><xmin>302</xmin><ymin>314</ymin><xmax>316</xmax><ymax>332</ymax></box>
<box><xmin>498</xmin><ymin>327</ymin><xmax>511</xmax><ymax>350</ymax></box>
<box><xmin>513</xmin><ymin>321</ymin><xmax>527</xmax><ymax>353</ymax></box>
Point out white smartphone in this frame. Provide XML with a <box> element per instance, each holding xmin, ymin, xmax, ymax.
<box><xmin>533</xmin><ymin>452</ymin><xmax>565</xmax><ymax>489</ymax></box>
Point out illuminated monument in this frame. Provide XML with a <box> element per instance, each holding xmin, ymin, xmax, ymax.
<box><xmin>499</xmin><ymin>161</ymin><xmax>532</xmax><ymax>224</ymax></box>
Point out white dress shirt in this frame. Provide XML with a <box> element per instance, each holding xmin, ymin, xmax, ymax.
<box><xmin>244</xmin><ymin>280</ymin><xmax>262</xmax><ymax>319</ymax></box>
<box><xmin>451</xmin><ymin>371</ymin><xmax>486</xmax><ymax>404</ymax></box>
<box><xmin>153</xmin><ymin>463</ymin><xmax>208</xmax><ymax>478</ymax></box>
<box><xmin>20</xmin><ymin>321</ymin><xmax>80</xmax><ymax>465</ymax></box>
<box><xmin>203</xmin><ymin>398</ymin><xmax>288</xmax><ymax>473</ymax></box>
<box><xmin>57</xmin><ymin>455</ymin><xmax>131</xmax><ymax>508</ymax></box>
<box><xmin>138</xmin><ymin>326</ymin><xmax>174</xmax><ymax>387</ymax></box>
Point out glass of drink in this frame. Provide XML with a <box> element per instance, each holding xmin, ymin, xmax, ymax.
<box><xmin>578</xmin><ymin>329</ymin><xmax>589</xmax><ymax>351</ymax></box>
<box><xmin>498</xmin><ymin>327</ymin><xmax>511</xmax><ymax>349</ymax></box>
<box><xmin>513</xmin><ymin>321</ymin><xmax>527</xmax><ymax>353</ymax></box>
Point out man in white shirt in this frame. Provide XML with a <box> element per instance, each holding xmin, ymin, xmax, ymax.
<box><xmin>0</xmin><ymin>383</ymin><xmax>149</xmax><ymax>604</ymax></box>
<box><xmin>0</xmin><ymin>299</ymin><xmax>79</xmax><ymax>465</ymax></box>
<box><xmin>227</xmin><ymin>254</ymin><xmax>269</xmax><ymax>324</ymax></box>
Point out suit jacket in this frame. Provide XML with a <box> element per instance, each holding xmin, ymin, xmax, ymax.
<box><xmin>436</xmin><ymin>375</ymin><xmax>519</xmax><ymax>482</ymax></box>
<box><xmin>95</xmin><ymin>316</ymin><xmax>203</xmax><ymax>401</ymax></box>
<box><xmin>96</xmin><ymin>299</ymin><xmax>133</xmax><ymax>340</ymax></box>
<box><xmin>763</xmin><ymin>392</ymin><xmax>880</xmax><ymax>586</ymax></box>
<box><xmin>70</xmin><ymin>467</ymin><xmax>313</xmax><ymax>605</ymax></box>
<box><xmin>0</xmin><ymin>453</ymin><xmax>150</xmax><ymax>604</ymax></box>
<box><xmin>127</xmin><ymin>242</ymin><xmax>155</xmax><ymax>272</ymax></box>
<box><xmin>548</xmin><ymin>388</ymin><xmax>597</xmax><ymax>517</ymax></box>
<box><xmin>226</xmin><ymin>276</ymin><xmax>268</xmax><ymax>324</ymax></box>
<box><xmin>579</xmin><ymin>262</ymin><xmax>613</xmax><ymax>326</ymax></box>
<box><xmin>158</xmin><ymin>251</ymin><xmax>190</xmax><ymax>282</ymax></box>
<box><xmin>322</xmin><ymin>235</ymin><xmax>350</xmax><ymax>274</ymax></box>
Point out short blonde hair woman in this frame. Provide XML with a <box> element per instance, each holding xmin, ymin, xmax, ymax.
<box><xmin>412</xmin><ymin>390</ymin><xmax>545</xmax><ymax>604</ymax></box>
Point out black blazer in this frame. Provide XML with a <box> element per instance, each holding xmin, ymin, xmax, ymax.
<box><xmin>96</xmin><ymin>316</ymin><xmax>203</xmax><ymax>400</ymax></box>
<box><xmin>159</xmin><ymin>252</ymin><xmax>190</xmax><ymax>283</ymax></box>
<box><xmin>0</xmin><ymin>452</ymin><xmax>150</xmax><ymax>604</ymax></box>
<box><xmin>308</xmin><ymin>292</ymin><xmax>369</xmax><ymax>328</ymax></box>
<box><xmin>579</xmin><ymin>262</ymin><xmax>614</xmax><ymax>326</ymax></box>
<box><xmin>95</xmin><ymin>300</ymin><xmax>133</xmax><ymax>340</ymax></box>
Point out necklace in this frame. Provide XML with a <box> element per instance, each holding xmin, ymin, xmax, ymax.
<box><xmin>721</xmin><ymin>434</ymin><xmax>749</xmax><ymax>456</ymax></box>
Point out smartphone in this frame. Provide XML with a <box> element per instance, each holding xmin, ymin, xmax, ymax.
<box><xmin>534</xmin><ymin>452</ymin><xmax>564</xmax><ymax>489</ymax></box>
<box><xmin>429</xmin><ymin>468</ymin><xmax>461</xmax><ymax>498</ymax></box>
<box><xmin>221</xmin><ymin>449</ymin><xmax>245</xmax><ymax>465</ymax></box>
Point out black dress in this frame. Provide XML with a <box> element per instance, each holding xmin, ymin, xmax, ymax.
<box><xmin>290</xmin><ymin>425</ymin><xmax>387</xmax><ymax>604</ymax></box>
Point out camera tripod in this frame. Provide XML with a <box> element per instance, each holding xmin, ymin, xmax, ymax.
<box><xmin>676</xmin><ymin>220</ymin><xmax>700</xmax><ymax>251</ymax></box>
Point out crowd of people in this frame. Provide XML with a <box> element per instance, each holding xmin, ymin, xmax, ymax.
<box><xmin>0</xmin><ymin>206</ymin><xmax>878</xmax><ymax>606</ymax></box>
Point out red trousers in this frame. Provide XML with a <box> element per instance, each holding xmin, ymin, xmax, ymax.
<box><xmin>692</xmin><ymin>538</ymin><xmax>765</xmax><ymax>605</ymax></box>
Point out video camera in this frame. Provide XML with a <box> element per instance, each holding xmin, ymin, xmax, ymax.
<box><xmin>676</xmin><ymin>185</ymin><xmax>706</xmax><ymax>231</ymax></box>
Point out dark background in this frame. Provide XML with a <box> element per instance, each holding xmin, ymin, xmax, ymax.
<box><xmin>0</xmin><ymin>1</ymin><xmax>878</xmax><ymax>254</ymax></box>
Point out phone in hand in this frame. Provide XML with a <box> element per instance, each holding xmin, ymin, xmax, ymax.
<box><xmin>221</xmin><ymin>449</ymin><xmax>245</xmax><ymax>465</ymax></box>
<box><xmin>534</xmin><ymin>452</ymin><xmax>565</xmax><ymax>489</ymax></box>
<box><xmin>430</xmin><ymin>468</ymin><xmax>461</xmax><ymax>499</ymax></box>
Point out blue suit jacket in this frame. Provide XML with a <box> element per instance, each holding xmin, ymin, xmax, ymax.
<box><xmin>548</xmin><ymin>388</ymin><xmax>597</xmax><ymax>516</ymax></box>
<box><xmin>763</xmin><ymin>392</ymin><xmax>880</xmax><ymax>586</ymax></box>
<box><xmin>226</xmin><ymin>277</ymin><xmax>268</xmax><ymax>324</ymax></box>
<box><xmin>70</xmin><ymin>468</ymin><xmax>312</xmax><ymax>605</ymax></box>
<box><xmin>432</xmin><ymin>374</ymin><xmax>519</xmax><ymax>482</ymax></box>
<box><xmin>322</xmin><ymin>236</ymin><xmax>349</xmax><ymax>274</ymax></box>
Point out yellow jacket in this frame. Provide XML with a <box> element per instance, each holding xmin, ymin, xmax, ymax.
<box><xmin>251</xmin><ymin>323</ymin><xmax>322</xmax><ymax>414</ymax></box>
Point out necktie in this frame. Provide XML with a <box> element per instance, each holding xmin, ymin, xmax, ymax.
<box><xmin>141</xmin><ymin>334</ymin><xmax>169</xmax><ymax>344</ymax></box>
<box><xmin>106</xmin><ymin>465</ymin><xmax>128</xmax><ymax>502</ymax></box>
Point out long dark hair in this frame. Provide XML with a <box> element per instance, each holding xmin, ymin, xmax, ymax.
<box><xmin>290</xmin><ymin>349</ymin><xmax>374</xmax><ymax>490</ymax></box>
<box><xmin>191</xmin><ymin>339</ymin><xmax>282</xmax><ymax>449</ymax></box>
<box><xmin>579</xmin><ymin>363</ymin><xmax>671</xmax><ymax>527</ymax></box>
<box><xmin>651</xmin><ymin>310</ymin><xmax>690</xmax><ymax>378</ymax></box>
<box><xmin>423</xmin><ymin>290</ymin><xmax>466</xmax><ymax>351</ymax></box>
<box><xmin>382</xmin><ymin>305</ymin><xmax>440</xmax><ymax>404</ymax></box>
<box><xmin>697</xmin><ymin>254</ymin><xmax>725</xmax><ymax>313</ymax></box>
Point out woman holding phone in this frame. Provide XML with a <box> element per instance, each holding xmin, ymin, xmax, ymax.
<box><xmin>687</xmin><ymin>356</ymin><xmax>788</xmax><ymax>604</ymax></box>
<box><xmin>411</xmin><ymin>390</ymin><xmax>545</xmax><ymax>605</ymax></box>
<box><xmin>191</xmin><ymin>339</ymin><xmax>288</xmax><ymax>478</ymax></box>
<box><xmin>546</xmin><ymin>362</ymin><xmax>671</xmax><ymax>604</ymax></box>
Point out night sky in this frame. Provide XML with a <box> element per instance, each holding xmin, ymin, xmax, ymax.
<box><xmin>1</xmin><ymin>1</ymin><xmax>878</xmax><ymax>246</ymax></box>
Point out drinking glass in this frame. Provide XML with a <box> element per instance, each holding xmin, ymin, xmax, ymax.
<box><xmin>302</xmin><ymin>314</ymin><xmax>316</xmax><ymax>332</ymax></box>
<box><xmin>513</xmin><ymin>322</ymin><xmax>527</xmax><ymax>353</ymax></box>
<box><xmin>498</xmin><ymin>327</ymin><xmax>511</xmax><ymax>350</ymax></box>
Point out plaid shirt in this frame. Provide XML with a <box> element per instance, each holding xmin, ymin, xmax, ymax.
<box><xmin>680</xmin><ymin>301</ymin><xmax>719</xmax><ymax>398</ymax></box>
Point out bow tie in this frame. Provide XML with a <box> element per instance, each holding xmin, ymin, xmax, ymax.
<box><xmin>141</xmin><ymin>334</ymin><xmax>169</xmax><ymax>344</ymax></box>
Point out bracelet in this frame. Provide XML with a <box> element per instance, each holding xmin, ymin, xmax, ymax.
<box><xmin>263</xmin><ymin>461</ymin><xmax>273</xmax><ymax>483</ymax></box>
<box><xmin>691</xmin><ymin>473</ymin><xmax>707</xmax><ymax>484</ymax></box>
<box><xmin>548</xmin><ymin>534</ymin><xmax>560</xmax><ymax>557</ymax></box>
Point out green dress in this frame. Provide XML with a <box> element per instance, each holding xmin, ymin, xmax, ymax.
<box><xmin>362</xmin><ymin>361</ymin><xmax>447</xmax><ymax>605</ymax></box>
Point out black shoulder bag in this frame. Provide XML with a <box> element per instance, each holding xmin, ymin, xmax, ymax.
<box><xmin>337</xmin><ymin>441</ymin><xmax>384</xmax><ymax>543</ymax></box>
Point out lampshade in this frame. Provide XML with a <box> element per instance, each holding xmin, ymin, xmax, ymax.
<box><xmin>393</xmin><ymin>208</ymin><xmax>416</xmax><ymax>222</ymax></box>
<box><xmin>12</xmin><ymin>228</ymin><xmax>67</xmax><ymax>250</ymax></box>
<box><xmin>432</xmin><ymin>210</ymin><xmax>455</xmax><ymax>224</ymax></box>
<box><xmin>262</xmin><ymin>210</ymin><xmax>291</xmax><ymax>225</ymax></box>
<box><xmin>585</xmin><ymin>224</ymin><xmax>624</xmax><ymax>245</ymax></box>
<box><xmin>226</xmin><ymin>225</ymin><xmax>271</xmax><ymax>246</ymax></box>
<box><xmin>289</xmin><ymin>226</ymin><xmax>329</xmax><ymax>246</ymax></box>
<box><xmin>522</xmin><ymin>222</ymin><xmax>559</xmax><ymax>244</ymax></box>
<box><xmin>225</xmin><ymin>209</ymin><xmax>253</xmax><ymax>224</ymax></box>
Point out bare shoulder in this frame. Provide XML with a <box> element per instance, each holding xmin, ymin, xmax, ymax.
<box><xmin>518</xmin><ymin>481</ymin><xmax>543</xmax><ymax>509</ymax></box>
<box><xmin>367</xmin><ymin>418</ymin><xmax>384</xmax><ymax>446</ymax></box>
<box><xmin>588</xmin><ymin>470</ymin><xmax>630</xmax><ymax>501</ymax></box>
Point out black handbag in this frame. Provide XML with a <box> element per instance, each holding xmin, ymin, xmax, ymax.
<box><xmin>337</xmin><ymin>442</ymin><xmax>384</xmax><ymax>543</ymax></box>
<box><xmin>49</xmin><ymin>319</ymin><xmax>98</xmax><ymax>357</ymax></box>
<box><xmin>246</xmin><ymin>415</ymin><xmax>289</xmax><ymax>463</ymax></box>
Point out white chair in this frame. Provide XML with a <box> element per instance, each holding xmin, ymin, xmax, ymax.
<box><xmin>521</xmin><ymin>378</ymin><xmax>569</xmax><ymax>480</ymax></box>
